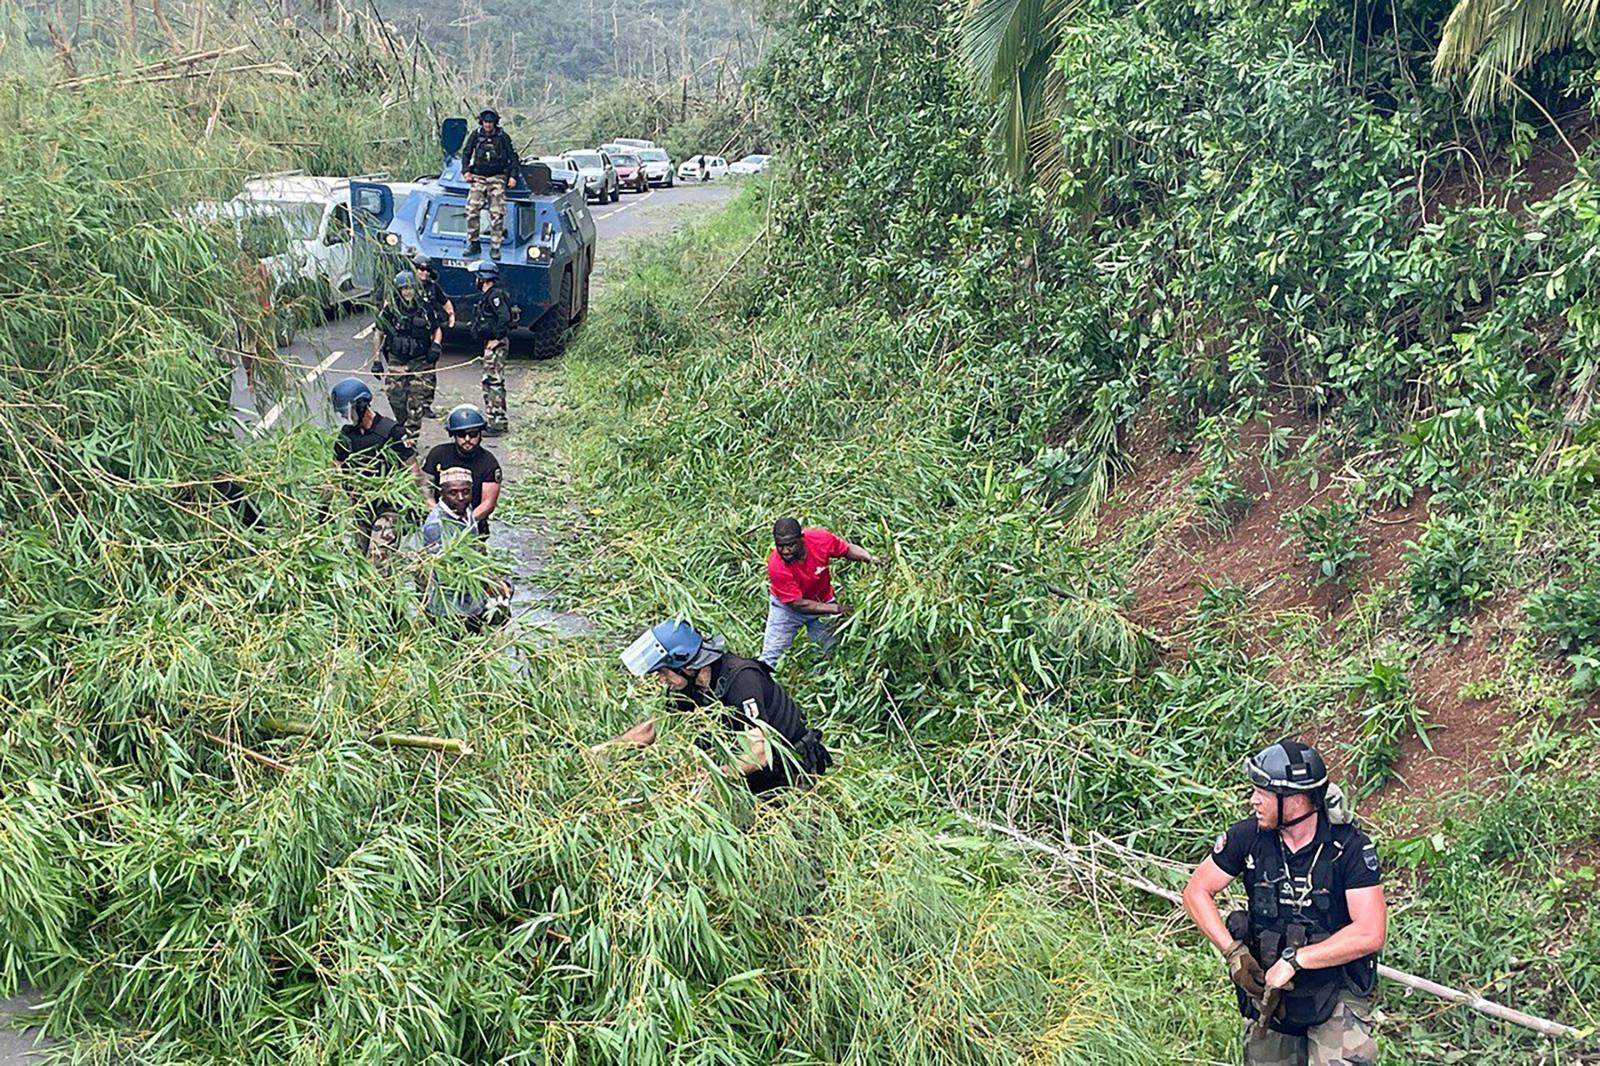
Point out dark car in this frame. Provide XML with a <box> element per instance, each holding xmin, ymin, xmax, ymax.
<box><xmin>613</xmin><ymin>153</ymin><xmax>649</xmax><ymax>193</ymax></box>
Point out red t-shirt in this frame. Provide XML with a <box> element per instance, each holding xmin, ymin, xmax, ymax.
<box><xmin>767</xmin><ymin>527</ymin><xmax>849</xmax><ymax>604</ymax></box>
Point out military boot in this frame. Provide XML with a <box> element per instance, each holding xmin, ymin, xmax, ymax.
<box><xmin>484</xmin><ymin>420</ymin><xmax>508</xmax><ymax>437</ymax></box>
<box><xmin>465</xmin><ymin>240</ymin><xmax>482</xmax><ymax>256</ymax></box>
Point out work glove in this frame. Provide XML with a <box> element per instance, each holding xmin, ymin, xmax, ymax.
<box><xmin>370</xmin><ymin>358</ymin><xmax>385</xmax><ymax>378</ymax></box>
<box><xmin>1224</xmin><ymin>939</ymin><xmax>1266</xmax><ymax>1000</ymax></box>
<box><xmin>1251</xmin><ymin>981</ymin><xmax>1293</xmax><ymax>1038</ymax></box>
<box><xmin>427</xmin><ymin>342</ymin><xmax>442</xmax><ymax>365</ymax></box>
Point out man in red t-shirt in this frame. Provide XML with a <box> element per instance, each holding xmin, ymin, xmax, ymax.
<box><xmin>761</xmin><ymin>516</ymin><xmax>881</xmax><ymax>666</ymax></box>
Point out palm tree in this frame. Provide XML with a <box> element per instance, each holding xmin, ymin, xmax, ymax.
<box><xmin>961</xmin><ymin>0</ymin><xmax>1078</xmax><ymax>185</ymax></box>
<box><xmin>1434</xmin><ymin>0</ymin><xmax>1600</xmax><ymax>111</ymax></box>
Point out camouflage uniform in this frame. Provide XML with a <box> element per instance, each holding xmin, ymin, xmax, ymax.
<box><xmin>1244</xmin><ymin>991</ymin><xmax>1376</xmax><ymax>1066</ymax></box>
<box><xmin>466</xmin><ymin>176</ymin><xmax>509</xmax><ymax>255</ymax></box>
<box><xmin>358</xmin><ymin>509</ymin><xmax>400</xmax><ymax>569</ymax></box>
<box><xmin>416</xmin><ymin>277</ymin><xmax>452</xmax><ymax>418</ymax></box>
<box><xmin>470</xmin><ymin>281</ymin><xmax>514</xmax><ymax>430</ymax></box>
<box><xmin>376</xmin><ymin>294</ymin><xmax>437</xmax><ymax>447</ymax></box>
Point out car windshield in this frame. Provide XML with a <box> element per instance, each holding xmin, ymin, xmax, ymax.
<box><xmin>243</xmin><ymin>200</ymin><xmax>323</xmax><ymax>240</ymax></box>
<box><xmin>614</xmin><ymin>154</ymin><xmax>640</xmax><ymax>167</ymax></box>
<box><xmin>567</xmin><ymin>152</ymin><xmax>603</xmax><ymax>168</ymax></box>
<box><xmin>637</xmin><ymin>149</ymin><xmax>668</xmax><ymax>162</ymax></box>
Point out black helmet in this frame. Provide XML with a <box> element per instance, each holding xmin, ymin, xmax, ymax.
<box><xmin>1245</xmin><ymin>739</ymin><xmax>1328</xmax><ymax>796</ymax></box>
<box><xmin>412</xmin><ymin>254</ymin><xmax>434</xmax><ymax>272</ymax></box>
<box><xmin>478</xmin><ymin>108</ymin><xmax>499</xmax><ymax>124</ymax></box>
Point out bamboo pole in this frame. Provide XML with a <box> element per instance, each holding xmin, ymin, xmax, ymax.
<box><xmin>202</xmin><ymin>731</ymin><xmax>292</xmax><ymax>774</ymax></box>
<box><xmin>961</xmin><ymin>814</ymin><xmax>1585</xmax><ymax>1041</ymax></box>
<box><xmin>262</xmin><ymin>716</ymin><xmax>473</xmax><ymax>756</ymax></box>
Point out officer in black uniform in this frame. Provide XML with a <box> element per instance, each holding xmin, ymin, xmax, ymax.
<box><xmin>329</xmin><ymin>376</ymin><xmax>425</xmax><ymax>566</ymax></box>
<box><xmin>1182</xmin><ymin>740</ymin><xmax>1387</xmax><ymax>1066</ymax></box>
<box><xmin>611</xmin><ymin>619</ymin><xmax>832</xmax><ymax>793</ymax></box>
<box><xmin>411</xmin><ymin>255</ymin><xmax>454</xmax><ymax>419</ymax></box>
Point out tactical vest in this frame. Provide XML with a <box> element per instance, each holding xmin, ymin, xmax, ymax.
<box><xmin>471</xmin><ymin>284</ymin><xmax>513</xmax><ymax>340</ymax></box>
<box><xmin>712</xmin><ymin>655</ymin><xmax>831</xmax><ymax>777</ymax></box>
<box><xmin>1232</xmin><ymin>821</ymin><xmax>1378</xmax><ymax>1034</ymax></box>
<box><xmin>383</xmin><ymin>300</ymin><xmax>434</xmax><ymax>362</ymax></box>
<box><xmin>468</xmin><ymin>130</ymin><xmax>511</xmax><ymax>172</ymax></box>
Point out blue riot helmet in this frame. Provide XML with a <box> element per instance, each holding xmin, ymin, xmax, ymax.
<box><xmin>330</xmin><ymin>377</ymin><xmax>372</xmax><ymax>425</ymax></box>
<box><xmin>474</xmin><ymin>261</ymin><xmax>499</xmax><ymax>283</ymax></box>
<box><xmin>393</xmin><ymin>270</ymin><xmax>417</xmax><ymax>291</ymax></box>
<box><xmin>446</xmin><ymin>404</ymin><xmax>488</xmax><ymax>435</ymax></box>
<box><xmin>622</xmin><ymin>620</ymin><xmax>727</xmax><ymax>677</ymax></box>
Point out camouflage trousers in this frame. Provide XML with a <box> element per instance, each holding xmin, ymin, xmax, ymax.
<box><xmin>417</xmin><ymin>363</ymin><xmax>437</xmax><ymax>416</ymax></box>
<box><xmin>1244</xmin><ymin>992</ymin><xmax>1376</xmax><ymax>1066</ymax></box>
<box><xmin>384</xmin><ymin>364</ymin><xmax>429</xmax><ymax>447</ymax></box>
<box><xmin>481</xmin><ymin>338</ymin><xmax>508</xmax><ymax>426</ymax></box>
<box><xmin>357</xmin><ymin>509</ymin><xmax>399</xmax><ymax>569</ymax></box>
<box><xmin>466</xmin><ymin>175</ymin><xmax>508</xmax><ymax>252</ymax></box>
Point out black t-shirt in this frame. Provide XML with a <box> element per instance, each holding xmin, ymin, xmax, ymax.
<box><xmin>334</xmin><ymin>413</ymin><xmax>414</xmax><ymax>473</ymax></box>
<box><xmin>1212</xmin><ymin>816</ymin><xmax>1382</xmax><ymax>934</ymax></box>
<box><xmin>334</xmin><ymin>413</ymin><xmax>414</xmax><ymax>517</ymax></box>
<box><xmin>422</xmin><ymin>442</ymin><xmax>501</xmax><ymax>533</ymax></box>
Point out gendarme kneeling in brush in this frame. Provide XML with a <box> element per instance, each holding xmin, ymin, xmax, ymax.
<box><xmin>1182</xmin><ymin>740</ymin><xmax>1387</xmax><ymax>1066</ymax></box>
<box><xmin>612</xmin><ymin>620</ymin><xmax>832</xmax><ymax>794</ymax></box>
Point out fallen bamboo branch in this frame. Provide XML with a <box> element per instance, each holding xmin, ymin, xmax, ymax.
<box><xmin>960</xmin><ymin>814</ymin><xmax>1585</xmax><ymax>1041</ymax></box>
<box><xmin>691</xmin><ymin>226</ymin><xmax>768</xmax><ymax>313</ymax></box>
<box><xmin>56</xmin><ymin>45</ymin><xmax>249</xmax><ymax>88</ymax></box>
<box><xmin>262</xmin><ymin>717</ymin><xmax>473</xmax><ymax>756</ymax></box>
<box><xmin>201</xmin><ymin>731</ymin><xmax>292</xmax><ymax>774</ymax></box>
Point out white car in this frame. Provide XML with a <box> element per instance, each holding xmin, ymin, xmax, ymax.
<box><xmin>610</xmin><ymin>137</ymin><xmax>657</xmax><ymax>150</ymax></box>
<box><xmin>728</xmin><ymin>154</ymin><xmax>772</xmax><ymax>176</ymax></box>
<box><xmin>196</xmin><ymin>173</ymin><xmax>408</xmax><ymax>307</ymax></box>
<box><xmin>634</xmin><ymin>147</ymin><xmax>675</xmax><ymax>187</ymax></box>
<box><xmin>562</xmin><ymin>149</ymin><xmax>620</xmax><ymax>204</ymax></box>
<box><xmin>677</xmin><ymin>154</ymin><xmax>729</xmax><ymax>182</ymax></box>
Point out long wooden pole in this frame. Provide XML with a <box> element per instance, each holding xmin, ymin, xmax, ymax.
<box><xmin>962</xmin><ymin>815</ymin><xmax>1584</xmax><ymax>1041</ymax></box>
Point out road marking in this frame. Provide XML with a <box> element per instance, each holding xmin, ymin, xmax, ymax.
<box><xmin>353</xmin><ymin>323</ymin><xmax>374</xmax><ymax>340</ymax></box>
<box><xmin>251</xmin><ymin>348</ymin><xmax>347</xmax><ymax>436</ymax></box>
<box><xmin>594</xmin><ymin>189</ymin><xmax>654</xmax><ymax>222</ymax></box>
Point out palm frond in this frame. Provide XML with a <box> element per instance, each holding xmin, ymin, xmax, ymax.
<box><xmin>962</xmin><ymin>0</ymin><xmax>1079</xmax><ymax>181</ymax></box>
<box><xmin>1434</xmin><ymin>0</ymin><xmax>1600</xmax><ymax>111</ymax></box>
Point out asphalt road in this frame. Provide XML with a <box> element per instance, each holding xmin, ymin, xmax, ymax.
<box><xmin>229</xmin><ymin>181</ymin><xmax>737</xmax><ymax>438</ymax></box>
<box><xmin>0</xmin><ymin>178</ymin><xmax>739</xmax><ymax>1065</ymax></box>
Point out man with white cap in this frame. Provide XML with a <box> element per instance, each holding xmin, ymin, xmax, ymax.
<box><xmin>420</xmin><ymin>466</ymin><xmax>509</xmax><ymax>630</ymax></box>
<box><xmin>610</xmin><ymin>619</ymin><xmax>832</xmax><ymax>793</ymax></box>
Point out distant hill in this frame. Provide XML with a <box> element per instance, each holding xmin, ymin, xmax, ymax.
<box><xmin>374</xmin><ymin>0</ymin><xmax>764</xmax><ymax>97</ymax></box>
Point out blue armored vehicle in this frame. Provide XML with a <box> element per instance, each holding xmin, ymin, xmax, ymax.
<box><xmin>350</xmin><ymin>118</ymin><xmax>597</xmax><ymax>359</ymax></box>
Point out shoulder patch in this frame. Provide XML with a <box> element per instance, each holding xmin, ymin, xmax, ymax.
<box><xmin>1362</xmin><ymin>844</ymin><xmax>1379</xmax><ymax>872</ymax></box>
<box><xmin>1213</xmin><ymin>833</ymin><xmax>1227</xmax><ymax>854</ymax></box>
<box><xmin>741</xmin><ymin>697</ymin><xmax>760</xmax><ymax>720</ymax></box>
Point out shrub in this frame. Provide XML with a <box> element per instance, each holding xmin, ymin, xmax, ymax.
<box><xmin>1282</xmin><ymin>501</ymin><xmax>1369</xmax><ymax>588</ymax></box>
<box><xmin>1405</xmin><ymin>514</ymin><xmax>1494</xmax><ymax>631</ymax></box>
<box><xmin>1527</xmin><ymin>578</ymin><xmax>1600</xmax><ymax>691</ymax></box>
<box><xmin>1342</xmin><ymin>658</ymin><xmax>1430</xmax><ymax>797</ymax></box>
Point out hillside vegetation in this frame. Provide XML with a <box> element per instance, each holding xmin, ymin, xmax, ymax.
<box><xmin>2</xmin><ymin>0</ymin><xmax>1599</xmax><ymax>1062</ymax></box>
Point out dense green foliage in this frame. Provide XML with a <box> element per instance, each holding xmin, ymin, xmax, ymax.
<box><xmin>548</xmin><ymin>0</ymin><xmax>1600</xmax><ymax>1058</ymax></box>
<box><xmin>5</xmin><ymin>0</ymin><xmax>1600</xmax><ymax>1058</ymax></box>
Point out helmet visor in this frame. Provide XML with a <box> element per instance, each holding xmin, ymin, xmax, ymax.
<box><xmin>621</xmin><ymin>629</ymin><xmax>670</xmax><ymax>677</ymax></box>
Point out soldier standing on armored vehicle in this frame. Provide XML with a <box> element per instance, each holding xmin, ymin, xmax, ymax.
<box><xmin>371</xmin><ymin>270</ymin><xmax>441</xmax><ymax>447</ymax></box>
<box><xmin>411</xmin><ymin>255</ymin><xmax>454</xmax><ymax>419</ymax></box>
<box><xmin>460</xmin><ymin>108</ymin><xmax>519</xmax><ymax>258</ymax></box>
<box><xmin>469</xmin><ymin>262</ymin><xmax>514</xmax><ymax>436</ymax></box>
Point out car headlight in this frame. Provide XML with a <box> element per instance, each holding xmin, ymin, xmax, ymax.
<box><xmin>527</xmin><ymin>246</ymin><xmax>546</xmax><ymax>261</ymax></box>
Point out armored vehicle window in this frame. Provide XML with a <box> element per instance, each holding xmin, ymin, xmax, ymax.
<box><xmin>430</xmin><ymin>203</ymin><xmax>492</xmax><ymax>239</ymax></box>
<box><xmin>355</xmin><ymin>187</ymin><xmax>386</xmax><ymax>217</ymax></box>
<box><xmin>518</xmin><ymin>206</ymin><xmax>538</xmax><ymax>244</ymax></box>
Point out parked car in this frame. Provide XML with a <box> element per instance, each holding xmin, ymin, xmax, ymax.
<box><xmin>610</xmin><ymin>137</ymin><xmax>657</xmax><ymax>150</ymax></box>
<box><xmin>728</xmin><ymin>154</ymin><xmax>772</xmax><ymax>176</ymax></box>
<box><xmin>562</xmin><ymin>149</ymin><xmax>619</xmax><ymax>204</ymax></box>
<box><xmin>612</xmin><ymin>153</ymin><xmax>649</xmax><ymax>193</ymax></box>
<box><xmin>677</xmin><ymin>154</ymin><xmax>729</xmax><ymax>182</ymax></box>
<box><xmin>635</xmin><ymin>147</ymin><xmax>675</xmax><ymax>187</ymax></box>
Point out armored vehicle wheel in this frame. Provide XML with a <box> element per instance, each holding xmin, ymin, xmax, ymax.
<box><xmin>572</xmin><ymin>258</ymin><xmax>592</xmax><ymax>324</ymax></box>
<box><xmin>530</xmin><ymin>268</ymin><xmax>573</xmax><ymax>361</ymax></box>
